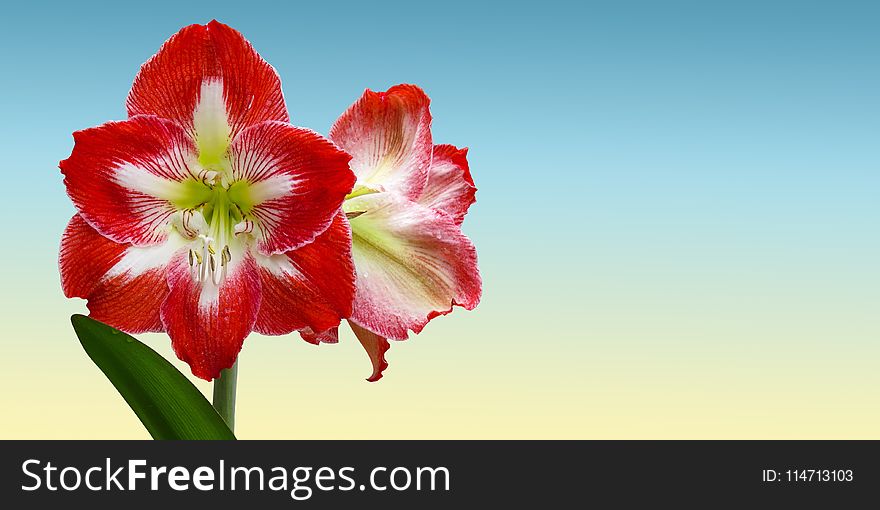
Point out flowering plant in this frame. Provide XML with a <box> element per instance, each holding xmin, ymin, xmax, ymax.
<box><xmin>61</xmin><ymin>21</ymin><xmax>480</xmax><ymax>438</ymax></box>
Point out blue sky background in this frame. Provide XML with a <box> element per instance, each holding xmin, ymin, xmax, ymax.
<box><xmin>1</xmin><ymin>1</ymin><xmax>878</xmax><ymax>438</ymax></box>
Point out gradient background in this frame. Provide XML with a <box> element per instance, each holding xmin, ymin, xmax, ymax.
<box><xmin>1</xmin><ymin>0</ymin><xmax>878</xmax><ymax>439</ymax></box>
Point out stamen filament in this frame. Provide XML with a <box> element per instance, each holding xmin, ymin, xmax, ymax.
<box><xmin>174</xmin><ymin>162</ymin><xmax>251</xmax><ymax>287</ymax></box>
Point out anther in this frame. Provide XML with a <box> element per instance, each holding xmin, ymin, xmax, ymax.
<box><xmin>198</xmin><ymin>169</ymin><xmax>220</xmax><ymax>186</ymax></box>
<box><xmin>172</xmin><ymin>210</ymin><xmax>207</xmax><ymax>240</ymax></box>
<box><xmin>212</xmin><ymin>255</ymin><xmax>225</xmax><ymax>286</ymax></box>
<box><xmin>184</xmin><ymin>210</ymin><xmax>200</xmax><ymax>237</ymax></box>
<box><xmin>234</xmin><ymin>220</ymin><xmax>254</xmax><ymax>236</ymax></box>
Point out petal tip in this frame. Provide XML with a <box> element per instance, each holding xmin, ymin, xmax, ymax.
<box><xmin>349</xmin><ymin>321</ymin><xmax>391</xmax><ymax>382</ymax></box>
<box><xmin>365</xmin><ymin>342</ymin><xmax>389</xmax><ymax>382</ymax></box>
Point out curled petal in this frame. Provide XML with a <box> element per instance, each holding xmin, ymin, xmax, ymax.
<box><xmin>127</xmin><ymin>20</ymin><xmax>288</xmax><ymax>138</ymax></box>
<box><xmin>254</xmin><ymin>212</ymin><xmax>355</xmax><ymax>335</ymax></box>
<box><xmin>345</xmin><ymin>192</ymin><xmax>481</xmax><ymax>340</ymax></box>
<box><xmin>348</xmin><ymin>321</ymin><xmax>390</xmax><ymax>382</ymax></box>
<box><xmin>299</xmin><ymin>327</ymin><xmax>339</xmax><ymax>345</ymax></box>
<box><xmin>60</xmin><ymin>215</ymin><xmax>173</xmax><ymax>332</ymax></box>
<box><xmin>60</xmin><ymin>116</ymin><xmax>201</xmax><ymax>246</ymax></box>
<box><xmin>229</xmin><ymin>121</ymin><xmax>354</xmax><ymax>254</ymax></box>
<box><xmin>418</xmin><ymin>144</ymin><xmax>476</xmax><ymax>224</ymax></box>
<box><xmin>330</xmin><ymin>84</ymin><xmax>432</xmax><ymax>200</ymax></box>
<box><xmin>160</xmin><ymin>251</ymin><xmax>261</xmax><ymax>380</ymax></box>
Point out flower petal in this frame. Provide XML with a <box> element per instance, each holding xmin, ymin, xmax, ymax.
<box><xmin>160</xmin><ymin>250</ymin><xmax>261</xmax><ymax>380</ymax></box>
<box><xmin>60</xmin><ymin>215</ymin><xmax>174</xmax><ymax>333</ymax></box>
<box><xmin>254</xmin><ymin>212</ymin><xmax>355</xmax><ymax>335</ymax></box>
<box><xmin>329</xmin><ymin>84</ymin><xmax>432</xmax><ymax>200</ymax></box>
<box><xmin>60</xmin><ymin>215</ymin><xmax>126</xmax><ymax>299</ymax></box>
<box><xmin>60</xmin><ymin>116</ymin><xmax>201</xmax><ymax>246</ymax></box>
<box><xmin>126</xmin><ymin>20</ymin><xmax>288</xmax><ymax>139</ymax></box>
<box><xmin>348</xmin><ymin>321</ymin><xmax>390</xmax><ymax>382</ymax></box>
<box><xmin>345</xmin><ymin>192</ymin><xmax>481</xmax><ymax>340</ymax></box>
<box><xmin>418</xmin><ymin>144</ymin><xmax>476</xmax><ymax>224</ymax></box>
<box><xmin>229</xmin><ymin>121</ymin><xmax>354</xmax><ymax>254</ymax></box>
<box><xmin>87</xmin><ymin>268</ymin><xmax>169</xmax><ymax>334</ymax></box>
<box><xmin>299</xmin><ymin>327</ymin><xmax>339</xmax><ymax>345</ymax></box>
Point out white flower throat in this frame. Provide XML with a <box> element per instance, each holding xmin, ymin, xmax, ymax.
<box><xmin>170</xmin><ymin>80</ymin><xmax>258</xmax><ymax>286</ymax></box>
<box><xmin>173</xmin><ymin>172</ymin><xmax>254</xmax><ymax>286</ymax></box>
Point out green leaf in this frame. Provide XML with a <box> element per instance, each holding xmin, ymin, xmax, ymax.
<box><xmin>71</xmin><ymin>314</ymin><xmax>235</xmax><ymax>440</ymax></box>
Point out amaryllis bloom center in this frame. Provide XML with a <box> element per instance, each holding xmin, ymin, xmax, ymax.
<box><xmin>152</xmin><ymin>81</ymin><xmax>287</xmax><ymax>287</ymax></box>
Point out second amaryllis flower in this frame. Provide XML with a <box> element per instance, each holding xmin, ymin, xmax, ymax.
<box><xmin>60</xmin><ymin>21</ymin><xmax>356</xmax><ymax>380</ymax></box>
<box><xmin>304</xmin><ymin>85</ymin><xmax>483</xmax><ymax>381</ymax></box>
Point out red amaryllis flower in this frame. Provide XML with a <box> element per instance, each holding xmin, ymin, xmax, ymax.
<box><xmin>302</xmin><ymin>84</ymin><xmax>482</xmax><ymax>381</ymax></box>
<box><xmin>59</xmin><ymin>21</ymin><xmax>356</xmax><ymax>380</ymax></box>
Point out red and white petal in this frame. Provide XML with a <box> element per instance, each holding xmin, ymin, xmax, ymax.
<box><xmin>254</xmin><ymin>212</ymin><xmax>355</xmax><ymax>336</ymax></box>
<box><xmin>418</xmin><ymin>144</ymin><xmax>476</xmax><ymax>224</ymax></box>
<box><xmin>60</xmin><ymin>215</ymin><xmax>175</xmax><ymax>333</ymax></box>
<box><xmin>348</xmin><ymin>321</ymin><xmax>390</xmax><ymax>382</ymax></box>
<box><xmin>60</xmin><ymin>116</ymin><xmax>200</xmax><ymax>246</ymax></box>
<box><xmin>329</xmin><ymin>84</ymin><xmax>432</xmax><ymax>200</ymax></box>
<box><xmin>126</xmin><ymin>20</ymin><xmax>288</xmax><ymax>139</ymax></box>
<box><xmin>345</xmin><ymin>192</ymin><xmax>482</xmax><ymax>340</ymax></box>
<box><xmin>160</xmin><ymin>250</ymin><xmax>262</xmax><ymax>380</ymax></box>
<box><xmin>299</xmin><ymin>327</ymin><xmax>339</xmax><ymax>345</ymax></box>
<box><xmin>60</xmin><ymin>215</ymin><xmax>127</xmax><ymax>299</ymax></box>
<box><xmin>229</xmin><ymin>121</ymin><xmax>354</xmax><ymax>254</ymax></box>
<box><xmin>87</xmin><ymin>269</ymin><xmax>168</xmax><ymax>333</ymax></box>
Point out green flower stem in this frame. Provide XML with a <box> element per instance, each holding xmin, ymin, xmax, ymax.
<box><xmin>212</xmin><ymin>362</ymin><xmax>238</xmax><ymax>432</ymax></box>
